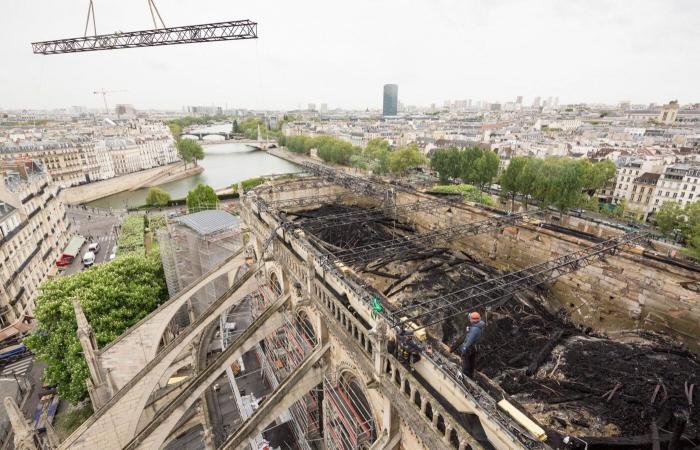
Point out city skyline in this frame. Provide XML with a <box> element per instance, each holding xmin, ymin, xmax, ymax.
<box><xmin>1</xmin><ymin>0</ymin><xmax>699</xmax><ymax>111</ymax></box>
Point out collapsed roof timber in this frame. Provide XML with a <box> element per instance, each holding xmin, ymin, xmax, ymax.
<box><xmin>253</xmin><ymin>167</ymin><xmax>700</xmax><ymax>449</ymax></box>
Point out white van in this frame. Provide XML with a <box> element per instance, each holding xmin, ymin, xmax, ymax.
<box><xmin>82</xmin><ymin>251</ymin><xmax>96</xmax><ymax>267</ymax></box>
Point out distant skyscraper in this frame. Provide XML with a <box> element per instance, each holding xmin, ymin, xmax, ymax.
<box><xmin>533</xmin><ymin>97</ymin><xmax>541</xmax><ymax>108</ymax></box>
<box><xmin>320</xmin><ymin>103</ymin><xmax>328</xmax><ymax>113</ymax></box>
<box><xmin>307</xmin><ymin>103</ymin><xmax>316</xmax><ymax>111</ymax></box>
<box><xmin>516</xmin><ymin>96</ymin><xmax>523</xmax><ymax>105</ymax></box>
<box><xmin>383</xmin><ymin>84</ymin><xmax>398</xmax><ymax>116</ymax></box>
<box><xmin>553</xmin><ymin>97</ymin><xmax>559</xmax><ymax>107</ymax></box>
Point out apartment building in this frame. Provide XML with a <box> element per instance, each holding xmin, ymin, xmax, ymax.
<box><xmin>106</xmin><ymin>139</ymin><xmax>143</xmax><ymax>176</ymax></box>
<box><xmin>653</xmin><ymin>164</ymin><xmax>700</xmax><ymax>212</ymax></box>
<box><xmin>612</xmin><ymin>158</ymin><xmax>664</xmax><ymax>206</ymax></box>
<box><xmin>1</xmin><ymin>141</ymin><xmax>91</xmax><ymax>188</ymax></box>
<box><xmin>0</xmin><ymin>159</ymin><xmax>68</xmax><ymax>326</ymax></box>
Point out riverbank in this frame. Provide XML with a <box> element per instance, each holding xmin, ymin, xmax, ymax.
<box><xmin>62</xmin><ymin>162</ymin><xmax>197</xmax><ymax>204</ymax></box>
<box><xmin>129</xmin><ymin>163</ymin><xmax>203</xmax><ymax>191</ymax></box>
<box><xmin>86</xmin><ymin>143</ymin><xmax>301</xmax><ymax>209</ymax></box>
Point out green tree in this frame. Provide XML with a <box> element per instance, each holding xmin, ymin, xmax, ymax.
<box><xmin>430</xmin><ymin>147</ymin><xmax>462</xmax><ymax>184</ymax></box>
<box><xmin>684</xmin><ymin>233</ymin><xmax>700</xmax><ymax>261</ymax></box>
<box><xmin>550</xmin><ymin>158</ymin><xmax>587</xmax><ymax>215</ymax></box>
<box><xmin>145</xmin><ymin>187</ymin><xmax>171</xmax><ymax>207</ymax></box>
<box><xmin>654</xmin><ymin>201</ymin><xmax>684</xmax><ymax>236</ymax></box>
<box><xmin>459</xmin><ymin>147</ymin><xmax>484</xmax><ymax>184</ymax></box>
<box><xmin>168</xmin><ymin>122</ymin><xmax>182</xmax><ymax>141</ymax></box>
<box><xmin>349</xmin><ymin>154</ymin><xmax>369</xmax><ymax>171</ymax></box>
<box><xmin>186</xmin><ymin>183</ymin><xmax>219</xmax><ymax>212</ymax></box>
<box><xmin>517</xmin><ymin>157</ymin><xmax>544</xmax><ymax>209</ymax></box>
<box><xmin>500</xmin><ymin>157</ymin><xmax>527</xmax><ymax>211</ymax></box>
<box><xmin>24</xmin><ymin>253</ymin><xmax>167</xmax><ymax>403</ymax></box>
<box><xmin>176</xmin><ymin>139</ymin><xmax>205</xmax><ymax>168</ymax></box>
<box><xmin>473</xmin><ymin>150</ymin><xmax>499</xmax><ymax>190</ymax></box>
<box><xmin>363</xmin><ymin>139</ymin><xmax>391</xmax><ymax>174</ymax></box>
<box><xmin>232</xmin><ymin>119</ymin><xmax>241</xmax><ymax>134</ymax></box>
<box><xmin>388</xmin><ymin>144</ymin><xmax>427</xmax><ymax>174</ymax></box>
<box><xmin>682</xmin><ymin>201</ymin><xmax>700</xmax><ymax>238</ymax></box>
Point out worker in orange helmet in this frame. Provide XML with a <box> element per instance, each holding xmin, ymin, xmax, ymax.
<box><xmin>460</xmin><ymin>311</ymin><xmax>486</xmax><ymax>379</ymax></box>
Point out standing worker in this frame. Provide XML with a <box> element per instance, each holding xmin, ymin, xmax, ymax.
<box><xmin>460</xmin><ymin>312</ymin><xmax>485</xmax><ymax>379</ymax></box>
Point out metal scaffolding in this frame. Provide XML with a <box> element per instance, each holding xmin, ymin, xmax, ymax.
<box><xmin>323</xmin><ymin>376</ymin><xmax>376</xmax><ymax>450</ymax></box>
<box><xmin>394</xmin><ymin>231</ymin><xmax>648</xmax><ymax>328</ymax></box>
<box><xmin>249</xmin><ymin>274</ymin><xmax>321</xmax><ymax>449</ymax></box>
<box><xmin>32</xmin><ymin>19</ymin><xmax>258</xmax><ymax>55</ymax></box>
<box><xmin>297</xmin><ymin>199</ymin><xmax>443</xmax><ymax>233</ymax></box>
<box><xmin>301</xmin><ymin>162</ymin><xmax>398</xmax><ymax>198</ymax></box>
<box><xmin>330</xmin><ymin>210</ymin><xmax>537</xmax><ymax>266</ymax></box>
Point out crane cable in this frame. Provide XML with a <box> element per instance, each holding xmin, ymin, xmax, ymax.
<box><xmin>84</xmin><ymin>0</ymin><xmax>97</xmax><ymax>37</ymax></box>
<box><xmin>146</xmin><ymin>0</ymin><xmax>166</xmax><ymax>29</ymax></box>
<box><xmin>83</xmin><ymin>0</ymin><xmax>167</xmax><ymax>37</ymax></box>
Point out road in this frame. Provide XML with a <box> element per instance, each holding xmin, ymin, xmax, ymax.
<box><xmin>62</xmin><ymin>208</ymin><xmax>120</xmax><ymax>275</ymax></box>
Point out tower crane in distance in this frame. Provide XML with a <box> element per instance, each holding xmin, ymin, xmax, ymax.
<box><xmin>93</xmin><ymin>89</ymin><xmax>126</xmax><ymax>114</ymax></box>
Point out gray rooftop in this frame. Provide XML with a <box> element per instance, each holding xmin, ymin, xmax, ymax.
<box><xmin>176</xmin><ymin>210</ymin><xmax>240</xmax><ymax>236</ymax></box>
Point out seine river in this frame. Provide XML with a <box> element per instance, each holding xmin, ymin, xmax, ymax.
<box><xmin>87</xmin><ymin>129</ymin><xmax>300</xmax><ymax>209</ymax></box>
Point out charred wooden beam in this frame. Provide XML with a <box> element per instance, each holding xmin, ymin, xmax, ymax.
<box><xmin>526</xmin><ymin>330</ymin><xmax>565</xmax><ymax>376</ymax></box>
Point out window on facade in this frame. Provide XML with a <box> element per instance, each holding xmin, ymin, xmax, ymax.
<box><xmin>673</xmin><ymin>193</ymin><xmax>677</xmax><ymax>198</ymax></box>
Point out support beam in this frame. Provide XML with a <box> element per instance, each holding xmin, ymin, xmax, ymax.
<box><xmin>99</xmin><ymin>248</ymin><xmax>245</xmax><ymax>390</ymax></box>
<box><xmin>32</xmin><ymin>20</ymin><xmax>257</xmax><ymax>55</ymax></box>
<box><xmin>3</xmin><ymin>397</ymin><xmax>40</xmax><ymax>450</ymax></box>
<box><xmin>58</xmin><ymin>264</ymin><xmax>259</xmax><ymax>450</ymax></box>
<box><xmin>396</xmin><ymin>231</ymin><xmax>647</xmax><ymax>328</ymax></box>
<box><xmin>219</xmin><ymin>343</ymin><xmax>330</xmax><ymax>449</ymax></box>
<box><xmin>123</xmin><ymin>294</ymin><xmax>291</xmax><ymax>449</ymax></box>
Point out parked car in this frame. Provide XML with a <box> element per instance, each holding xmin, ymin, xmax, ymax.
<box><xmin>82</xmin><ymin>251</ymin><xmax>95</xmax><ymax>267</ymax></box>
<box><xmin>88</xmin><ymin>242</ymin><xmax>100</xmax><ymax>254</ymax></box>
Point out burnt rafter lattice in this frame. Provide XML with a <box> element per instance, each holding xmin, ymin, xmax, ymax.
<box><xmin>394</xmin><ymin>231</ymin><xmax>648</xmax><ymax>328</ymax></box>
<box><xmin>298</xmin><ymin>199</ymin><xmax>443</xmax><ymax>232</ymax></box>
<box><xmin>265</xmin><ymin>193</ymin><xmax>354</xmax><ymax>210</ymax></box>
<box><xmin>32</xmin><ymin>19</ymin><xmax>257</xmax><ymax>55</ymax></box>
<box><xmin>301</xmin><ymin>162</ymin><xmax>399</xmax><ymax>198</ymax></box>
<box><xmin>332</xmin><ymin>210</ymin><xmax>537</xmax><ymax>265</ymax></box>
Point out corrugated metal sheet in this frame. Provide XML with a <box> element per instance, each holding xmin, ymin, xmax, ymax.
<box><xmin>176</xmin><ymin>210</ymin><xmax>240</xmax><ymax>236</ymax></box>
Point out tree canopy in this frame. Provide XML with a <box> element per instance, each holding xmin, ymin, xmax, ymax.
<box><xmin>498</xmin><ymin>156</ymin><xmax>616</xmax><ymax>212</ymax></box>
<box><xmin>653</xmin><ymin>200</ymin><xmax>700</xmax><ymax>260</ymax></box>
<box><xmin>145</xmin><ymin>187</ymin><xmax>171</xmax><ymax>207</ymax></box>
<box><xmin>430</xmin><ymin>146</ymin><xmax>500</xmax><ymax>189</ymax></box>
<box><xmin>176</xmin><ymin>139</ymin><xmax>205</xmax><ymax>167</ymax></box>
<box><xmin>186</xmin><ymin>183</ymin><xmax>219</xmax><ymax>212</ymax></box>
<box><xmin>117</xmin><ymin>214</ymin><xmax>166</xmax><ymax>255</ymax></box>
<box><xmin>387</xmin><ymin>144</ymin><xmax>427</xmax><ymax>174</ymax></box>
<box><xmin>24</xmin><ymin>253</ymin><xmax>167</xmax><ymax>403</ymax></box>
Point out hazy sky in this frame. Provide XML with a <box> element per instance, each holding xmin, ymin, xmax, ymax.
<box><xmin>1</xmin><ymin>0</ymin><xmax>698</xmax><ymax>110</ymax></box>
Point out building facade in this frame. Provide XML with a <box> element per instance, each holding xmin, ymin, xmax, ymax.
<box><xmin>383</xmin><ymin>84</ymin><xmax>398</xmax><ymax>116</ymax></box>
<box><xmin>0</xmin><ymin>159</ymin><xmax>68</xmax><ymax>326</ymax></box>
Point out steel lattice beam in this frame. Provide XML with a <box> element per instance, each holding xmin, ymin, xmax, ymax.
<box><xmin>395</xmin><ymin>232</ymin><xmax>648</xmax><ymax>328</ymax></box>
<box><xmin>301</xmin><ymin>162</ymin><xmax>398</xmax><ymax>198</ymax></box>
<box><xmin>32</xmin><ymin>19</ymin><xmax>257</xmax><ymax>55</ymax></box>
<box><xmin>264</xmin><ymin>193</ymin><xmax>354</xmax><ymax>210</ymax></box>
<box><xmin>299</xmin><ymin>199</ymin><xmax>443</xmax><ymax>232</ymax></box>
<box><xmin>333</xmin><ymin>210</ymin><xmax>536</xmax><ymax>265</ymax></box>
